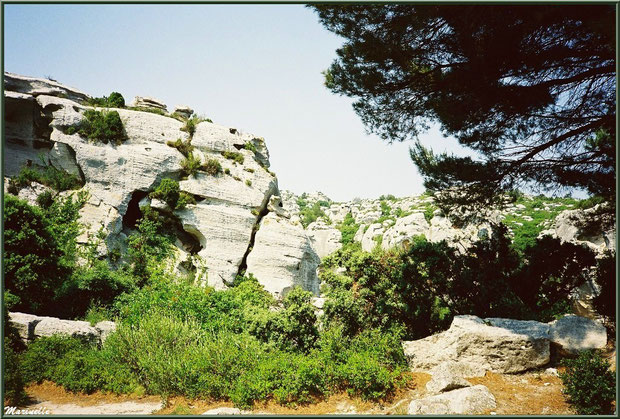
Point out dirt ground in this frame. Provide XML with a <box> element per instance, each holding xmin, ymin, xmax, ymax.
<box><xmin>13</xmin><ymin>368</ymin><xmax>579</xmax><ymax>415</ymax></box>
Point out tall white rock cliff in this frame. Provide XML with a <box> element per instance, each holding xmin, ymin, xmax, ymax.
<box><xmin>3</xmin><ymin>72</ymin><xmax>320</xmax><ymax>297</ymax></box>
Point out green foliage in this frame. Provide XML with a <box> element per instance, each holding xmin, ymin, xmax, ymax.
<box><xmin>202</xmin><ymin>158</ymin><xmax>223</xmax><ymax>176</ymax></box>
<box><xmin>20</xmin><ymin>335</ymin><xmax>138</xmax><ymax>394</ymax></box>
<box><xmin>245</xmin><ymin>179</ymin><xmax>252</xmax><ymax>187</ymax></box>
<box><xmin>10</xmin><ymin>163</ymin><xmax>82</xmax><ymax>192</ymax></box>
<box><xmin>150</xmin><ymin>178</ymin><xmax>180</xmax><ymax>208</ymax></box>
<box><xmin>337</xmin><ymin>212</ymin><xmax>360</xmax><ymax>246</ymax></box>
<box><xmin>180</xmin><ymin>115</ymin><xmax>204</xmax><ymax>138</ymax></box>
<box><xmin>3</xmin><ymin>341</ymin><xmax>26</xmax><ymax>405</ymax></box>
<box><xmin>380</xmin><ymin>201</ymin><xmax>391</xmax><ymax>217</ymax></box>
<box><xmin>126</xmin><ymin>207</ymin><xmax>174</xmax><ymax>280</ymax></box>
<box><xmin>85</xmin><ymin>92</ymin><xmax>125</xmax><ymax>108</ymax></box>
<box><xmin>4</xmin><ymin>195</ymin><xmax>71</xmax><ymax>314</ymax></box>
<box><xmin>592</xmin><ymin>251</ymin><xmax>615</xmax><ymax>323</ymax></box>
<box><xmin>176</xmin><ymin>192</ymin><xmax>196</xmax><ymax>210</ymax></box>
<box><xmin>244</xmin><ymin>142</ymin><xmax>257</xmax><ymax>153</ymax></box>
<box><xmin>68</xmin><ymin>109</ymin><xmax>127</xmax><ymax>145</ymax></box>
<box><xmin>167</xmin><ymin>138</ymin><xmax>194</xmax><ymax>157</ymax></box>
<box><xmin>299</xmin><ymin>202</ymin><xmax>326</xmax><ymax>228</ymax></box>
<box><xmin>107</xmin><ymin>92</ymin><xmax>125</xmax><ymax>108</ymax></box>
<box><xmin>575</xmin><ymin>195</ymin><xmax>606</xmax><ymax>210</ymax></box>
<box><xmin>222</xmin><ymin>151</ymin><xmax>245</xmax><ymax>164</ymax></box>
<box><xmin>180</xmin><ymin>152</ymin><xmax>201</xmax><ymax>177</ymax></box>
<box><xmin>560</xmin><ymin>351</ymin><xmax>616</xmax><ymax>414</ymax></box>
<box><xmin>379</xmin><ymin>194</ymin><xmax>397</xmax><ymax>201</ymax></box>
<box><xmin>314</xmin><ymin>5</ymin><xmax>615</xmax><ymax>212</ymax></box>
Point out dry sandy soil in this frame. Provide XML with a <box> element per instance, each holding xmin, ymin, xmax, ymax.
<box><xmin>13</xmin><ymin>368</ymin><xmax>577</xmax><ymax>415</ymax></box>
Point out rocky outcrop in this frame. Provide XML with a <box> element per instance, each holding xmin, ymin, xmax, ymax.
<box><xmin>4</xmin><ymin>73</ymin><xmax>318</xmax><ymax>297</ymax></box>
<box><xmin>8</xmin><ymin>312</ymin><xmax>114</xmax><ymax>345</ymax></box>
<box><xmin>306</xmin><ymin>221</ymin><xmax>342</xmax><ymax>258</ymax></box>
<box><xmin>548</xmin><ymin>314</ymin><xmax>607</xmax><ymax>356</ymax></box>
<box><xmin>408</xmin><ymin>385</ymin><xmax>496</xmax><ymax>415</ymax></box>
<box><xmin>173</xmin><ymin>105</ymin><xmax>194</xmax><ymax>119</ymax></box>
<box><xmin>246</xmin><ymin>212</ymin><xmax>320</xmax><ymax>298</ymax></box>
<box><xmin>130</xmin><ymin>96</ymin><xmax>167</xmax><ymax>112</ymax></box>
<box><xmin>402</xmin><ymin>315</ymin><xmax>551</xmax><ymax>374</ymax></box>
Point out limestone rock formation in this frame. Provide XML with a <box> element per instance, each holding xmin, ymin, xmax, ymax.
<box><xmin>408</xmin><ymin>385</ymin><xmax>496</xmax><ymax>415</ymax></box>
<box><xmin>246</xmin><ymin>212</ymin><xmax>320</xmax><ymax>298</ymax></box>
<box><xmin>402</xmin><ymin>315</ymin><xmax>550</xmax><ymax>374</ymax></box>
<box><xmin>4</xmin><ymin>72</ymin><xmax>319</xmax><ymax>297</ymax></box>
<box><xmin>131</xmin><ymin>96</ymin><xmax>168</xmax><ymax>112</ymax></box>
<box><xmin>306</xmin><ymin>221</ymin><xmax>342</xmax><ymax>258</ymax></box>
<box><xmin>9</xmin><ymin>312</ymin><xmax>115</xmax><ymax>345</ymax></box>
<box><xmin>173</xmin><ymin>105</ymin><xmax>194</xmax><ymax>119</ymax></box>
<box><xmin>548</xmin><ymin>314</ymin><xmax>607</xmax><ymax>356</ymax></box>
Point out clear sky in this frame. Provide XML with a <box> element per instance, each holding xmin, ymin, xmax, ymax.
<box><xmin>4</xmin><ymin>4</ymin><xmax>476</xmax><ymax>202</ymax></box>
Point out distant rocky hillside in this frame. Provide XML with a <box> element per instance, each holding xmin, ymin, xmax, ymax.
<box><xmin>280</xmin><ymin>189</ymin><xmax>615</xmax><ymax>258</ymax></box>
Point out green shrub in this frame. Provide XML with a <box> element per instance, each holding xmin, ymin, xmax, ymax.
<box><xmin>202</xmin><ymin>159</ymin><xmax>222</xmax><ymax>176</ymax></box>
<box><xmin>176</xmin><ymin>192</ymin><xmax>196</xmax><ymax>210</ymax></box>
<box><xmin>181</xmin><ymin>153</ymin><xmax>201</xmax><ymax>177</ymax></box>
<box><xmin>224</xmin><ymin>168</ymin><xmax>231</xmax><ymax>175</ymax></box>
<box><xmin>126</xmin><ymin>207</ymin><xmax>174</xmax><ymax>280</ymax></box>
<box><xmin>167</xmin><ymin>138</ymin><xmax>194</xmax><ymax>157</ymax></box>
<box><xmin>4</xmin><ymin>195</ymin><xmax>69</xmax><ymax>314</ymax></box>
<box><xmin>12</xmin><ymin>164</ymin><xmax>82</xmax><ymax>192</ymax></box>
<box><xmin>244</xmin><ymin>142</ymin><xmax>257</xmax><ymax>153</ymax></box>
<box><xmin>150</xmin><ymin>178</ymin><xmax>180</xmax><ymax>208</ymax></box>
<box><xmin>85</xmin><ymin>92</ymin><xmax>125</xmax><ymax>108</ymax></box>
<box><xmin>180</xmin><ymin>116</ymin><xmax>201</xmax><ymax>138</ymax></box>
<box><xmin>36</xmin><ymin>190</ymin><xmax>55</xmax><ymax>208</ymax></box>
<box><xmin>107</xmin><ymin>92</ymin><xmax>125</xmax><ymax>108</ymax></box>
<box><xmin>299</xmin><ymin>202</ymin><xmax>326</xmax><ymax>228</ymax></box>
<box><xmin>560</xmin><ymin>350</ymin><xmax>616</xmax><ymax>414</ymax></box>
<box><xmin>337</xmin><ymin>213</ymin><xmax>359</xmax><ymax>246</ymax></box>
<box><xmin>222</xmin><ymin>151</ymin><xmax>245</xmax><ymax>164</ymax></box>
<box><xmin>68</xmin><ymin>109</ymin><xmax>127</xmax><ymax>145</ymax></box>
<box><xmin>245</xmin><ymin>179</ymin><xmax>252</xmax><ymax>187</ymax></box>
<box><xmin>3</xmin><ymin>340</ymin><xmax>26</xmax><ymax>405</ymax></box>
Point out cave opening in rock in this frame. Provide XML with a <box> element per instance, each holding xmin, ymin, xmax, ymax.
<box><xmin>123</xmin><ymin>190</ymin><xmax>149</xmax><ymax>229</ymax></box>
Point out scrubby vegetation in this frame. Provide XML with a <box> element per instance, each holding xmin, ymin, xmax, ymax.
<box><xmin>3</xmin><ymin>176</ymin><xmax>614</xmax><ymax>412</ymax></box>
<box><xmin>296</xmin><ymin>195</ymin><xmax>329</xmax><ymax>228</ymax></box>
<box><xmin>222</xmin><ymin>151</ymin><xmax>244</xmax><ymax>165</ymax></box>
<box><xmin>167</xmin><ymin>138</ymin><xmax>194</xmax><ymax>157</ymax></box>
<box><xmin>66</xmin><ymin>109</ymin><xmax>128</xmax><ymax>145</ymax></box>
<box><xmin>8</xmin><ymin>163</ymin><xmax>82</xmax><ymax>194</ymax></box>
<box><xmin>202</xmin><ymin>159</ymin><xmax>222</xmax><ymax>176</ymax></box>
<box><xmin>180</xmin><ymin>153</ymin><xmax>201</xmax><ymax>177</ymax></box>
<box><xmin>321</xmin><ymin>224</ymin><xmax>599</xmax><ymax>340</ymax></box>
<box><xmin>85</xmin><ymin>92</ymin><xmax>125</xmax><ymax>108</ymax></box>
<box><xmin>560</xmin><ymin>350</ymin><xmax>616</xmax><ymax>414</ymax></box>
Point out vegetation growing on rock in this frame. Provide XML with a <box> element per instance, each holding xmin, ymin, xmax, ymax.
<box><xmin>67</xmin><ymin>109</ymin><xmax>128</xmax><ymax>145</ymax></box>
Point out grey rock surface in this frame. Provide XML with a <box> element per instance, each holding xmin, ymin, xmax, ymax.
<box><xmin>408</xmin><ymin>385</ymin><xmax>496</xmax><ymax>415</ymax></box>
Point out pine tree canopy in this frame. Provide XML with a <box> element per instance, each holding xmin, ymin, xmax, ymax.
<box><xmin>312</xmin><ymin>5</ymin><xmax>615</xmax><ymax>210</ymax></box>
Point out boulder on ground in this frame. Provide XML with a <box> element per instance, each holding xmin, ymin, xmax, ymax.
<box><xmin>202</xmin><ymin>407</ymin><xmax>244</xmax><ymax>415</ymax></box>
<box><xmin>8</xmin><ymin>312</ymin><xmax>41</xmax><ymax>341</ymax></box>
<box><xmin>33</xmin><ymin>317</ymin><xmax>100</xmax><ymax>344</ymax></box>
<box><xmin>408</xmin><ymin>385</ymin><xmax>496</xmax><ymax>414</ymax></box>
<box><xmin>426</xmin><ymin>370</ymin><xmax>471</xmax><ymax>395</ymax></box>
<box><xmin>403</xmin><ymin>315</ymin><xmax>550</xmax><ymax>374</ymax></box>
<box><xmin>548</xmin><ymin>314</ymin><xmax>607</xmax><ymax>356</ymax></box>
<box><xmin>430</xmin><ymin>360</ymin><xmax>488</xmax><ymax>379</ymax></box>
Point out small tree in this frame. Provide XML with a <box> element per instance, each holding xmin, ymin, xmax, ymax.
<box><xmin>107</xmin><ymin>92</ymin><xmax>125</xmax><ymax>108</ymax></box>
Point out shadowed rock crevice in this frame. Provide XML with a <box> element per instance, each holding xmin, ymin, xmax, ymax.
<box><xmin>237</xmin><ymin>202</ymin><xmax>271</xmax><ymax>280</ymax></box>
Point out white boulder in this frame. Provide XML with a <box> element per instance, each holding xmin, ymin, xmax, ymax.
<box><xmin>408</xmin><ymin>385</ymin><xmax>496</xmax><ymax>415</ymax></box>
<box><xmin>548</xmin><ymin>314</ymin><xmax>607</xmax><ymax>355</ymax></box>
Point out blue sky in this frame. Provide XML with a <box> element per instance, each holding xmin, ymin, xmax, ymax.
<box><xmin>4</xmin><ymin>4</ymin><xmax>475</xmax><ymax>202</ymax></box>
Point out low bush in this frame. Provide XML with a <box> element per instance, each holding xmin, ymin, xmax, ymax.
<box><xmin>337</xmin><ymin>213</ymin><xmax>359</xmax><ymax>246</ymax></box>
<box><xmin>202</xmin><ymin>159</ymin><xmax>222</xmax><ymax>176</ymax></box>
<box><xmin>67</xmin><ymin>109</ymin><xmax>127</xmax><ymax>145</ymax></box>
<box><xmin>181</xmin><ymin>153</ymin><xmax>201</xmax><ymax>177</ymax></box>
<box><xmin>85</xmin><ymin>92</ymin><xmax>125</xmax><ymax>108</ymax></box>
<box><xmin>150</xmin><ymin>178</ymin><xmax>180</xmax><ymax>208</ymax></box>
<box><xmin>560</xmin><ymin>350</ymin><xmax>616</xmax><ymax>414</ymax></box>
<box><xmin>176</xmin><ymin>192</ymin><xmax>196</xmax><ymax>210</ymax></box>
<box><xmin>10</xmin><ymin>164</ymin><xmax>82</xmax><ymax>192</ymax></box>
<box><xmin>222</xmin><ymin>151</ymin><xmax>244</xmax><ymax>165</ymax></box>
<box><xmin>167</xmin><ymin>138</ymin><xmax>194</xmax><ymax>157</ymax></box>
